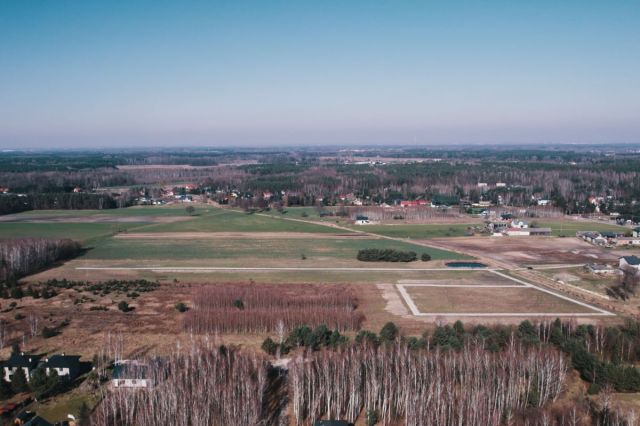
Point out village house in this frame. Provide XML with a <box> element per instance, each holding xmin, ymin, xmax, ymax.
<box><xmin>400</xmin><ymin>200</ymin><xmax>428</xmax><ymax>207</ymax></box>
<box><xmin>585</xmin><ymin>263</ymin><xmax>618</xmax><ymax>275</ymax></box>
<box><xmin>111</xmin><ymin>360</ymin><xmax>154</xmax><ymax>388</ymax></box>
<box><xmin>41</xmin><ymin>354</ymin><xmax>82</xmax><ymax>381</ymax></box>
<box><xmin>2</xmin><ymin>353</ymin><xmax>41</xmax><ymax>382</ymax></box>
<box><xmin>619</xmin><ymin>256</ymin><xmax>640</xmax><ymax>271</ymax></box>
<box><xmin>354</xmin><ymin>215</ymin><xmax>370</xmax><ymax>225</ymax></box>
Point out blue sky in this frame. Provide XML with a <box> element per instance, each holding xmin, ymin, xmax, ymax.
<box><xmin>1</xmin><ymin>1</ymin><xmax>639</xmax><ymax>148</ymax></box>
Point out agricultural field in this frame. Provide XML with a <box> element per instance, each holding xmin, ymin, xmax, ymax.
<box><xmin>537</xmin><ymin>219</ymin><xmax>630</xmax><ymax>237</ymax></box>
<box><xmin>538</xmin><ymin>266</ymin><xmax>620</xmax><ymax>295</ymax></box>
<box><xmin>428</xmin><ymin>236</ymin><xmax>621</xmax><ymax>267</ymax></box>
<box><xmin>349</xmin><ymin>223</ymin><xmax>478</xmax><ymax>238</ymax></box>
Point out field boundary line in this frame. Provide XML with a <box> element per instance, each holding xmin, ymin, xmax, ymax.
<box><xmin>489</xmin><ymin>270</ymin><xmax>614</xmax><ymax>316</ymax></box>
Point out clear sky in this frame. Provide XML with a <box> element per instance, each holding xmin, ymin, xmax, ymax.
<box><xmin>1</xmin><ymin>1</ymin><xmax>639</xmax><ymax>148</ymax></box>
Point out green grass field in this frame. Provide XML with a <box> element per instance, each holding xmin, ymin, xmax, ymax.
<box><xmin>538</xmin><ymin>220</ymin><xmax>629</xmax><ymax>237</ymax></box>
<box><xmin>84</xmin><ymin>236</ymin><xmax>467</xmax><ymax>262</ymax></box>
<box><xmin>136</xmin><ymin>209</ymin><xmax>346</xmax><ymax>233</ymax></box>
<box><xmin>351</xmin><ymin>223</ymin><xmax>475</xmax><ymax>239</ymax></box>
<box><xmin>0</xmin><ymin>222</ymin><xmax>147</xmax><ymax>241</ymax></box>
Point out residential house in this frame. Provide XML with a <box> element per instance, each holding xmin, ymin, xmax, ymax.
<box><xmin>619</xmin><ymin>256</ymin><xmax>640</xmax><ymax>271</ymax></box>
<box><xmin>41</xmin><ymin>354</ymin><xmax>82</xmax><ymax>381</ymax></box>
<box><xmin>354</xmin><ymin>215</ymin><xmax>370</xmax><ymax>225</ymax></box>
<box><xmin>633</xmin><ymin>227</ymin><xmax>640</xmax><ymax>238</ymax></box>
<box><xmin>2</xmin><ymin>353</ymin><xmax>41</xmax><ymax>382</ymax></box>
<box><xmin>617</xmin><ymin>237</ymin><xmax>640</xmax><ymax>247</ymax></box>
<box><xmin>585</xmin><ymin>264</ymin><xmax>617</xmax><ymax>275</ymax></box>
<box><xmin>15</xmin><ymin>412</ymin><xmax>54</xmax><ymax>426</ymax></box>
<box><xmin>537</xmin><ymin>199</ymin><xmax>551</xmax><ymax>206</ymax></box>
<box><xmin>111</xmin><ymin>360</ymin><xmax>154</xmax><ymax>388</ymax></box>
<box><xmin>495</xmin><ymin>182</ymin><xmax>507</xmax><ymax>188</ymax></box>
<box><xmin>400</xmin><ymin>200</ymin><xmax>427</xmax><ymax>207</ymax></box>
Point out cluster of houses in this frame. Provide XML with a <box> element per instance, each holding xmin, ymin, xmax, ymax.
<box><xmin>489</xmin><ymin>219</ymin><xmax>552</xmax><ymax>237</ymax></box>
<box><xmin>577</xmin><ymin>227</ymin><xmax>640</xmax><ymax>248</ymax></box>
<box><xmin>585</xmin><ymin>256</ymin><xmax>640</xmax><ymax>276</ymax></box>
<box><xmin>1</xmin><ymin>353</ymin><xmax>84</xmax><ymax>384</ymax></box>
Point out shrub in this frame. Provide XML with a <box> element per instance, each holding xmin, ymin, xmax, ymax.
<box><xmin>175</xmin><ymin>302</ymin><xmax>188</xmax><ymax>313</ymax></box>
<box><xmin>421</xmin><ymin>253</ymin><xmax>432</xmax><ymax>261</ymax></box>
<box><xmin>42</xmin><ymin>327</ymin><xmax>58</xmax><ymax>338</ymax></box>
<box><xmin>380</xmin><ymin>322</ymin><xmax>399</xmax><ymax>343</ymax></box>
<box><xmin>117</xmin><ymin>301</ymin><xmax>131</xmax><ymax>312</ymax></box>
<box><xmin>14</xmin><ymin>313</ymin><xmax>25</xmax><ymax>320</ymax></box>
<box><xmin>261</xmin><ymin>337</ymin><xmax>277</xmax><ymax>355</ymax></box>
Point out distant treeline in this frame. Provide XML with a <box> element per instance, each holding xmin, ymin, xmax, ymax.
<box><xmin>0</xmin><ymin>193</ymin><xmax>120</xmax><ymax>215</ymax></box>
<box><xmin>0</xmin><ymin>238</ymin><xmax>82</xmax><ymax>282</ymax></box>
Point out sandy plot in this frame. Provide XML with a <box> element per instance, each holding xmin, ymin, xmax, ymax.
<box><xmin>404</xmin><ymin>286</ymin><xmax>600</xmax><ymax>314</ymax></box>
<box><xmin>114</xmin><ymin>232</ymin><xmax>373</xmax><ymax>239</ymax></box>
<box><xmin>428</xmin><ymin>237</ymin><xmax>619</xmax><ymax>266</ymax></box>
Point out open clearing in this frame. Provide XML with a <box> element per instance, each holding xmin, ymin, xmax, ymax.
<box><xmin>428</xmin><ymin>236</ymin><xmax>620</xmax><ymax>266</ymax></box>
<box><xmin>396</xmin><ymin>270</ymin><xmax>612</xmax><ymax>317</ymax></box>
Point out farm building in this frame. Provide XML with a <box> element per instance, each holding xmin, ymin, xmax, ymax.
<box><xmin>619</xmin><ymin>256</ymin><xmax>640</xmax><ymax>271</ymax></box>
<box><xmin>400</xmin><ymin>200</ymin><xmax>428</xmax><ymax>207</ymax></box>
<box><xmin>528</xmin><ymin>227</ymin><xmax>552</xmax><ymax>236</ymax></box>
<box><xmin>504</xmin><ymin>228</ymin><xmax>530</xmax><ymax>236</ymax></box>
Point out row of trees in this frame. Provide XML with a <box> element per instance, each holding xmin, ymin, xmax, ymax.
<box><xmin>183</xmin><ymin>284</ymin><xmax>364</xmax><ymax>333</ymax></box>
<box><xmin>0</xmin><ymin>238</ymin><xmax>82</xmax><ymax>282</ymax></box>
<box><xmin>0</xmin><ymin>193</ymin><xmax>120</xmax><ymax>215</ymax></box>
<box><xmin>289</xmin><ymin>342</ymin><xmax>567</xmax><ymax>425</ymax></box>
<box><xmin>357</xmin><ymin>249</ymin><xmax>418</xmax><ymax>262</ymax></box>
<box><xmin>92</xmin><ymin>344</ymin><xmax>269</xmax><ymax>426</ymax></box>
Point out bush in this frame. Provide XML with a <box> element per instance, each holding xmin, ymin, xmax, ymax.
<box><xmin>42</xmin><ymin>327</ymin><xmax>58</xmax><ymax>338</ymax></box>
<box><xmin>117</xmin><ymin>301</ymin><xmax>131</xmax><ymax>312</ymax></box>
<box><xmin>357</xmin><ymin>249</ymin><xmax>417</xmax><ymax>262</ymax></box>
<box><xmin>380</xmin><ymin>322</ymin><xmax>399</xmax><ymax>343</ymax></box>
<box><xmin>421</xmin><ymin>253</ymin><xmax>432</xmax><ymax>261</ymax></box>
<box><xmin>175</xmin><ymin>302</ymin><xmax>188</xmax><ymax>313</ymax></box>
<box><xmin>261</xmin><ymin>337</ymin><xmax>277</xmax><ymax>355</ymax></box>
<box><xmin>14</xmin><ymin>313</ymin><xmax>25</xmax><ymax>320</ymax></box>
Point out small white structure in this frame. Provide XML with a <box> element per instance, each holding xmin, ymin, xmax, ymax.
<box><xmin>496</xmin><ymin>182</ymin><xmax>507</xmax><ymax>188</ymax></box>
<box><xmin>510</xmin><ymin>219</ymin><xmax>529</xmax><ymax>229</ymax></box>
<box><xmin>354</xmin><ymin>215</ymin><xmax>370</xmax><ymax>225</ymax></box>
<box><xmin>537</xmin><ymin>199</ymin><xmax>551</xmax><ymax>206</ymax></box>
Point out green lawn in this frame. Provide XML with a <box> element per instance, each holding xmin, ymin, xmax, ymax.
<box><xmin>6</xmin><ymin>204</ymin><xmax>201</xmax><ymax>217</ymax></box>
<box><xmin>351</xmin><ymin>223</ymin><xmax>476</xmax><ymax>239</ymax></box>
<box><xmin>136</xmin><ymin>209</ymin><xmax>347</xmax><ymax>233</ymax></box>
<box><xmin>84</xmin><ymin>236</ymin><xmax>467</xmax><ymax>261</ymax></box>
<box><xmin>0</xmin><ymin>222</ymin><xmax>147</xmax><ymax>242</ymax></box>
<box><xmin>538</xmin><ymin>220</ymin><xmax>629</xmax><ymax>237</ymax></box>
